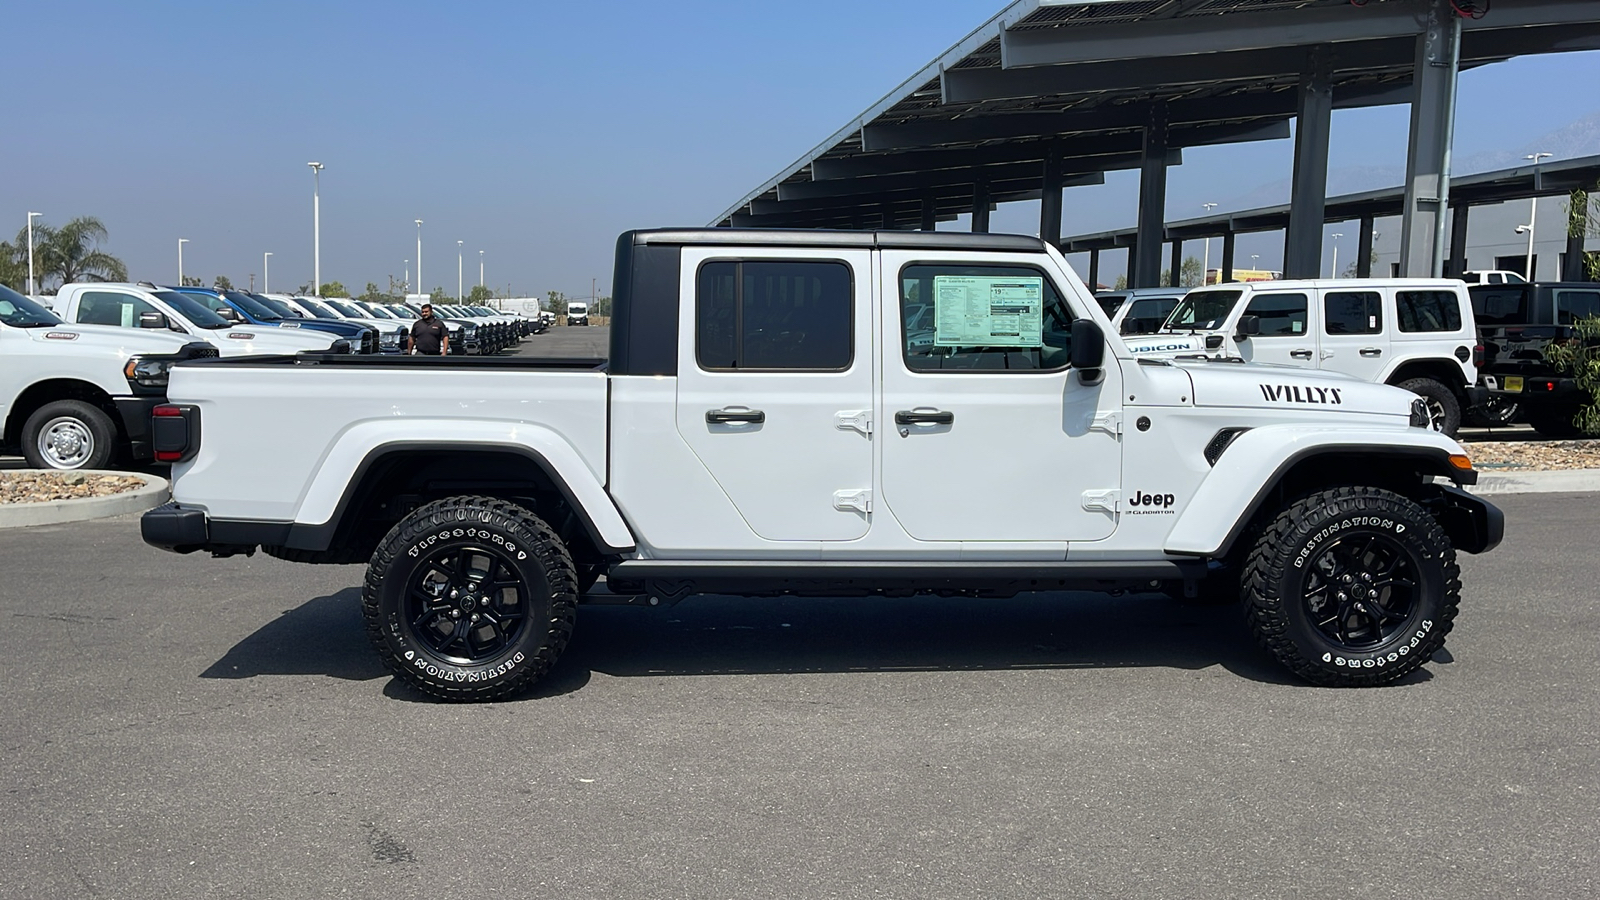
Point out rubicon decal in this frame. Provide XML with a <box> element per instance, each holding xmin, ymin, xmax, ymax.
<box><xmin>1260</xmin><ymin>384</ymin><xmax>1342</xmax><ymax>405</ymax></box>
<box><xmin>1129</xmin><ymin>341</ymin><xmax>1195</xmax><ymax>353</ymax></box>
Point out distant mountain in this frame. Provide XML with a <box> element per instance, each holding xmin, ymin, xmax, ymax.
<box><xmin>1220</xmin><ymin>109</ymin><xmax>1600</xmax><ymax>212</ymax></box>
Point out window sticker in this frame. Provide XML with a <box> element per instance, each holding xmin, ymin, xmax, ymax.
<box><xmin>932</xmin><ymin>275</ymin><xmax>1044</xmax><ymax>348</ymax></box>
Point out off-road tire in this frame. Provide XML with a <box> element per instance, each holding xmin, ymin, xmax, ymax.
<box><xmin>21</xmin><ymin>400</ymin><xmax>117</xmax><ymax>470</ymax></box>
<box><xmin>1243</xmin><ymin>487</ymin><xmax>1460</xmax><ymax>687</ymax></box>
<box><xmin>362</xmin><ymin>495</ymin><xmax>577</xmax><ymax>701</ymax></box>
<box><xmin>1396</xmin><ymin>377</ymin><xmax>1461</xmax><ymax>437</ymax></box>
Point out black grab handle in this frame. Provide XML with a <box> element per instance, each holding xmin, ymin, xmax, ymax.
<box><xmin>894</xmin><ymin>410</ymin><xmax>954</xmax><ymax>426</ymax></box>
<box><xmin>706</xmin><ymin>408</ymin><xmax>766</xmax><ymax>424</ymax></box>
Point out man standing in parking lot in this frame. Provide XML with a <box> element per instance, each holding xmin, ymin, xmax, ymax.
<box><xmin>410</xmin><ymin>303</ymin><xmax>449</xmax><ymax>356</ymax></box>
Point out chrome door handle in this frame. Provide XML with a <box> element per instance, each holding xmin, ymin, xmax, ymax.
<box><xmin>1289</xmin><ymin>349</ymin><xmax>1314</xmax><ymax>359</ymax></box>
<box><xmin>894</xmin><ymin>409</ymin><xmax>954</xmax><ymax>426</ymax></box>
<box><xmin>1360</xmin><ymin>348</ymin><xmax>1383</xmax><ymax>357</ymax></box>
<box><xmin>706</xmin><ymin>408</ymin><xmax>765</xmax><ymax>424</ymax></box>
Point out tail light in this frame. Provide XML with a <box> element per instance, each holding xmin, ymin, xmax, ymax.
<box><xmin>1473</xmin><ymin>343</ymin><xmax>1485</xmax><ymax>367</ymax></box>
<box><xmin>152</xmin><ymin>404</ymin><xmax>200</xmax><ymax>463</ymax></box>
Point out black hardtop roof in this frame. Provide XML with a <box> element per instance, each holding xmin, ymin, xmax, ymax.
<box><xmin>623</xmin><ymin>228</ymin><xmax>1046</xmax><ymax>253</ymax></box>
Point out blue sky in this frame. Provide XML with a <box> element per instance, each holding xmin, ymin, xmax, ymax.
<box><xmin>3</xmin><ymin>0</ymin><xmax>1596</xmax><ymax>297</ymax></box>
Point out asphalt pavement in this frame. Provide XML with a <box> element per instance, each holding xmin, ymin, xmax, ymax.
<box><xmin>0</xmin><ymin>489</ymin><xmax>1594</xmax><ymax>900</ymax></box>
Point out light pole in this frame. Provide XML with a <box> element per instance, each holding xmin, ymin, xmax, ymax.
<box><xmin>263</xmin><ymin>252</ymin><xmax>273</xmax><ymax>293</ymax></box>
<box><xmin>414</xmin><ymin>220</ymin><xmax>424</xmax><ymax>299</ymax></box>
<box><xmin>1200</xmin><ymin>202</ymin><xmax>1217</xmax><ymax>285</ymax></box>
<box><xmin>479</xmin><ymin>250</ymin><xmax>484</xmax><ymax>290</ymax></box>
<box><xmin>404</xmin><ymin>260</ymin><xmax>410</xmax><ymax>295</ymax></box>
<box><xmin>308</xmin><ymin>162</ymin><xmax>324</xmax><ymax>294</ymax></box>
<box><xmin>178</xmin><ymin>238</ymin><xmax>189</xmax><ymax>285</ymax></box>
<box><xmin>1519</xmin><ymin>152</ymin><xmax>1552</xmax><ymax>280</ymax></box>
<box><xmin>26</xmin><ymin>212</ymin><xmax>42</xmax><ymax>295</ymax></box>
<box><xmin>1329</xmin><ymin>233</ymin><xmax>1344</xmax><ymax>278</ymax></box>
<box><xmin>457</xmin><ymin>240</ymin><xmax>464</xmax><ymax>301</ymax></box>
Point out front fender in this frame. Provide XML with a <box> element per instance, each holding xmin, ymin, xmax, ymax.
<box><xmin>297</xmin><ymin>419</ymin><xmax>635</xmax><ymax>552</ymax></box>
<box><xmin>1163</xmin><ymin>425</ymin><xmax>1468</xmax><ymax>558</ymax></box>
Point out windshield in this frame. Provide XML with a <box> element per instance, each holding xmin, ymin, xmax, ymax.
<box><xmin>0</xmin><ymin>284</ymin><xmax>61</xmax><ymax>327</ymax></box>
<box><xmin>328</xmin><ymin>300</ymin><xmax>366</xmax><ymax>318</ymax></box>
<box><xmin>361</xmin><ymin>304</ymin><xmax>394</xmax><ymax>319</ymax></box>
<box><xmin>1165</xmin><ymin>290</ymin><xmax>1243</xmax><ymax>331</ymax></box>
<box><xmin>153</xmin><ymin>290</ymin><xmax>232</xmax><ymax>329</ymax></box>
<box><xmin>387</xmin><ymin>305</ymin><xmax>418</xmax><ymax>319</ymax></box>
<box><xmin>570</xmin><ymin>304</ymin><xmax>587</xmax><ymax>313</ymax></box>
<box><xmin>218</xmin><ymin>290</ymin><xmax>281</xmax><ymax>321</ymax></box>
<box><xmin>251</xmin><ymin>295</ymin><xmax>304</xmax><ymax>319</ymax></box>
<box><xmin>289</xmin><ymin>297</ymin><xmax>338</xmax><ymax>319</ymax></box>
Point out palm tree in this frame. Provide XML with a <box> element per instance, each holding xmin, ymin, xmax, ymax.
<box><xmin>0</xmin><ymin>241</ymin><xmax>25</xmax><ymax>292</ymax></box>
<box><xmin>14</xmin><ymin>216</ymin><xmax>128</xmax><ymax>290</ymax></box>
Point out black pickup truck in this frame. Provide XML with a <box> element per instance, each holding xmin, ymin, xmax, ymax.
<box><xmin>1469</xmin><ymin>282</ymin><xmax>1600</xmax><ymax>436</ymax></box>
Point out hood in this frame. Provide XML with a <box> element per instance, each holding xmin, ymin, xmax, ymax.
<box><xmin>207</xmin><ymin>326</ymin><xmax>339</xmax><ymax>356</ymax></box>
<box><xmin>1174</xmin><ymin>359</ymin><xmax>1415</xmax><ymax>419</ymax></box>
<box><xmin>20</xmin><ymin>322</ymin><xmax>201</xmax><ymax>357</ymax></box>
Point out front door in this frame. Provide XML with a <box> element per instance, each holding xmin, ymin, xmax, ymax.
<box><xmin>876</xmin><ymin>251</ymin><xmax>1122</xmax><ymax>543</ymax></box>
<box><xmin>674</xmin><ymin>248</ymin><xmax>875</xmax><ymax>542</ymax></box>
<box><xmin>1236</xmin><ymin>290</ymin><xmax>1315</xmax><ymax>369</ymax></box>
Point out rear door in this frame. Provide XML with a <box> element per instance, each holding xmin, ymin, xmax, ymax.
<box><xmin>674</xmin><ymin>247</ymin><xmax>874</xmax><ymax>541</ymax></box>
<box><xmin>1317</xmin><ymin>287</ymin><xmax>1389</xmax><ymax>381</ymax></box>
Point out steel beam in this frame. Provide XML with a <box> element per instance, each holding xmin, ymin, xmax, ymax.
<box><xmin>1358</xmin><ymin>215</ymin><xmax>1376</xmax><ymax>278</ymax></box>
<box><xmin>758</xmin><ymin>172</ymin><xmax>1104</xmax><ymax>215</ymax></box>
<box><xmin>1088</xmin><ymin>249</ymin><xmax>1100</xmax><ymax>290</ymax></box>
<box><xmin>1169</xmin><ymin>238</ymin><xmax>1183</xmax><ymax>287</ymax></box>
<box><xmin>1447</xmin><ymin>204</ymin><xmax>1470</xmax><ymax>276</ymax></box>
<box><xmin>1040</xmin><ymin>153</ymin><xmax>1063</xmax><ymax>246</ymax></box>
<box><xmin>998</xmin><ymin>0</ymin><xmax>1600</xmax><ymax>68</ymax></box>
<box><xmin>777</xmin><ymin>155</ymin><xmax>1134</xmax><ymax>202</ymax></box>
<box><xmin>1222</xmin><ymin>230</ymin><xmax>1237</xmax><ymax>282</ymax></box>
<box><xmin>920</xmin><ymin>195</ymin><xmax>937</xmax><ymax>231</ymax></box>
<box><xmin>812</xmin><ymin>127</ymin><xmax>1241</xmax><ymax>181</ymax></box>
<box><xmin>1398</xmin><ymin>0</ymin><xmax>1461</xmax><ymax>277</ymax></box>
<box><xmin>971</xmin><ymin>182</ymin><xmax>990</xmax><ymax>233</ymax></box>
<box><xmin>1132</xmin><ymin>104</ymin><xmax>1169</xmax><ymax>288</ymax></box>
<box><xmin>1284</xmin><ymin>46</ymin><xmax>1334</xmax><ymax>279</ymax></box>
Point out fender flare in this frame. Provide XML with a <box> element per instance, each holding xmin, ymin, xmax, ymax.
<box><xmin>291</xmin><ymin>421</ymin><xmax>635</xmax><ymax>554</ymax></box>
<box><xmin>1163</xmin><ymin>426</ymin><xmax>1471</xmax><ymax>558</ymax></box>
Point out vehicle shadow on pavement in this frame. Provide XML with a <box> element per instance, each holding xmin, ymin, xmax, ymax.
<box><xmin>200</xmin><ymin>587</ymin><xmax>388</xmax><ymax>682</ymax></box>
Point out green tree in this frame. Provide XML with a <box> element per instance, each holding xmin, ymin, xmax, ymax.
<box><xmin>0</xmin><ymin>242</ymin><xmax>25</xmax><ymax>292</ymax></box>
<box><xmin>319</xmin><ymin>281</ymin><xmax>348</xmax><ymax>298</ymax></box>
<box><xmin>1546</xmin><ymin>315</ymin><xmax>1600</xmax><ymax>434</ymax></box>
<box><xmin>357</xmin><ymin>282</ymin><xmax>388</xmax><ymax>303</ymax></box>
<box><xmin>545</xmin><ymin>290</ymin><xmax>568</xmax><ymax>315</ymax></box>
<box><xmin>595</xmin><ymin>295</ymin><xmax>612</xmax><ymax>316</ymax></box>
<box><xmin>1566</xmin><ymin>186</ymin><xmax>1600</xmax><ymax>281</ymax></box>
<box><xmin>181</xmin><ymin>275</ymin><xmax>203</xmax><ymax>286</ymax></box>
<box><xmin>17</xmin><ymin>217</ymin><xmax>127</xmax><ymax>289</ymax></box>
<box><xmin>466</xmin><ymin>284</ymin><xmax>495</xmax><ymax>304</ymax></box>
<box><xmin>1180</xmin><ymin>256</ymin><xmax>1204</xmax><ymax>288</ymax></box>
<box><xmin>214</xmin><ymin>275</ymin><xmax>234</xmax><ymax>291</ymax></box>
<box><xmin>1113</xmin><ymin>274</ymin><xmax>1128</xmax><ymax>291</ymax></box>
<box><xmin>429</xmin><ymin>286</ymin><xmax>449</xmax><ymax>303</ymax></box>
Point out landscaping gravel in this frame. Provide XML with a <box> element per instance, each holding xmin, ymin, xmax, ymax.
<box><xmin>0</xmin><ymin>471</ymin><xmax>146</xmax><ymax>505</ymax></box>
<box><xmin>1461</xmin><ymin>439</ymin><xmax>1600</xmax><ymax>471</ymax></box>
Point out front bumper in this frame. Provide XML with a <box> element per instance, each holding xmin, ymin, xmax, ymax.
<box><xmin>1424</xmin><ymin>484</ymin><xmax>1504</xmax><ymax>555</ymax></box>
<box><xmin>112</xmin><ymin>395</ymin><xmax>164</xmax><ymax>460</ymax></box>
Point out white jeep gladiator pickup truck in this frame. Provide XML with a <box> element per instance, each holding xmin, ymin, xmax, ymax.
<box><xmin>1121</xmin><ymin>279</ymin><xmax>1484</xmax><ymax>436</ymax></box>
<box><xmin>141</xmin><ymin>230</ymin><xmax>1502</xmax><ymax>700</ymax></box>
<box><xmin>1</xmin><ymin>283</ymin><xmax>216</xmax><ymax>469</ymax></box>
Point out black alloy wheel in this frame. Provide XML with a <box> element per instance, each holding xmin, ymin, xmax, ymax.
<box><xmin>404</xmin><ymin>545</ymin><xmax>528</xmax><ymax>665</ymax></box>
<box><xmin>1300</xmin><ymin>533</ymin><xmax>1419</xmax><ymax>651</ymax></box>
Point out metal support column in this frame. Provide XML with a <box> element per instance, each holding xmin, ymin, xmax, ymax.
<box><xmin>1132</xmin><ymin>103</ymin><xmax>1169</xmax><ymax>287</ymax></box>
<box><xmin>877</xmin><ymin>200</ymin><xmax>893</xmax><ymax>231</ymax></box>
<box><xmin>1039</xmin><ymin>151</ymin><xmax>1063</xmax><ymax>247</ymax></box>
<box><xmin>971</xmin><ymin>181</ymin><xmax>990</xmax><ymax>233</ymax></box>
<box><xmin>1447</xmin><ymin>205</ymin><xmax>1470</xmax><ymax>276</ymax></box>
<box><xmin>1564</xmin><ymin>189</ymin><xmax>1589</xmax><ymax>280</ymax></box>
<box><xmin>920</xmin><ymin>194</ymin><xmax>937</xmax><ymax>232</ymax></box>
<box><xmin>1284</xmin><ymin>45</ymin><xmax>1333</xmax><ymax>279</ymax></box>
<box><xmin>1221</xmin><ymin>230</ymin><xmax>1236</xmax><ymax>283</ymax></box>
<box><xmin>1088</xmin><ymin>249</ymin><xmax>1100</xmax><ymax>290</ymax></box>
<box><xmin>1169</xmin><ymin>239</ymin><xmax>1183</xmax><ymax>287</ymax></box>
<box><xmin>1357</xmin><ymin>215</ymin><xmax>1376</xmax><ymax>278</ymax></box>
<box><xmin>1399</xmin><ymin>0</ymin><xmax>1461</xmax><ymax>277</ymax></box>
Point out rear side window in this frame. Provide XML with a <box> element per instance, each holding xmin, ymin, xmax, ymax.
<box><xmin>1324</xmin><ymin>290</ymin><xmax>1383</xmax><ymax>335</ymax></box>
<box><xmin>899</xmin><ymin>264</ymin><xmax>1075</xmax><ymax>372</ymax></box>
<box><xmin>1555</xmin><ymin>289</ymin><xmax>1600</xmax><ymax>325</ymax></box>
<box><xmin>1470</xmin><ymin>288</ymin><xmax>1528</xmax><ymax>326</ymax></box>
<box><xmin>696</xmin><ymin>260</ymin><xmax>852</xmax><ymax>370</ymax></box>
<box><xmin>76</xmin><ymin>291</ymin><xmax>157</xmax><ymax>328</ymax></box>
<box><xmin>1243</xmin><ymin>293</ymin><xmax>1308</xmax><ymax>337</ymax></box>
<box><xmin>1397</xmin><ymin>290</ymin><xmax>1465</xmax><ymax>333</ymax></box>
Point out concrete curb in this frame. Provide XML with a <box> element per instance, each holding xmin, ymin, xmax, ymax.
<box><xmin>1469</xmin><ymin>468</ymin><xmax>1600</xmax><ymax>495</ymax></box>
<box><xmin>0</xmin><ymin>471</ymin><xmax>170</xmax><ymax>528</ymax></box>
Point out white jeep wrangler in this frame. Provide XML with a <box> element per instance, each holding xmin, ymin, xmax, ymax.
<box><xmin>141</xmin><ymin>231</ymin><xmax>1501</xmax><ymax>700</ymax></box>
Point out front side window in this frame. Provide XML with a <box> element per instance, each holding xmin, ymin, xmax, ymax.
<box><xmin>76</xmin><ymin>291</ymin><xmax>159</xmax><ymax>328</ymax></box>
<box><xmin>1555</xmin><ymin>290</ymin><xmax>1600</xmax><ymax>325</ymax></box>
<box><xmin>697</xmin><ymin>260</ymin><xmax>852</xmax><ymax>370</ymax></box>
<box><xmin>899</xmin><ymin>264</ymin><xmax>1073</xmax><ymax>372</ymax></box>
<box><xmin>1324</xmin><ymin>290</ymin><xmax>1382</xmax><ymax>335</ymax></box>
<box><xmin>1398</xmin><ymin>290</ymin><xmax>1464</xmax><ymax>332</ymax></box>
<box><xmin>1244</xmin><ymin>293</ymin><xmax>1308</xmax><ymax>337</ymax></box>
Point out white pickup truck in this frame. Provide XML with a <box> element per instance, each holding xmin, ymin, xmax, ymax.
<box><xmin>54</xmin><ymin>283</ymin><xmax>348</xmax><ymax>357</ymax></box>
<box><xmin>1</xmin><ymin>284</ymin><xmax>216</xmax><ymax>469</ymax></box>
<box><xmin>142</xmin><ymin>230</ymin><xmax>1501</xmax><ymax>700</ymax></box>
<box><xmin>1121</xmin><ymin>279</ymin><xmax>1485</xmax><ymax>436</ymax></box>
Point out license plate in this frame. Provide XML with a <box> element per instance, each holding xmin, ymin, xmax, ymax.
<box><xmin>1503</xmin><ymin>376</ymin><xmax>1525</xmax><ymax>393</ymax></box>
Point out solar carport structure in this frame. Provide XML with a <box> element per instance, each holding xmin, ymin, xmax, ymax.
<box><xmin>712</xmin><ymin>0</ymin><xmax>1600</xmax><ymax>286</ymax></box>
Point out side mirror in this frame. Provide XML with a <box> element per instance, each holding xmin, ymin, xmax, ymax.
<box><xmin>218</xmin><ymin>307</ymin><xmax>240</xmax><ymax>322</ymax></box>
<box><xmin>138</xmin><ymin>310</ymin><xmax>170</xmax><ymax>330</ymax></box>
<box><xmin>1236</xmin><ymin>315</ymin><xmax>1261</xmax><ymax>338</ymax></box>
<box><xmin>1070</xmin><ymin>318</ymin><xmax>1105</xmax><ymax>374</ymax></box>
